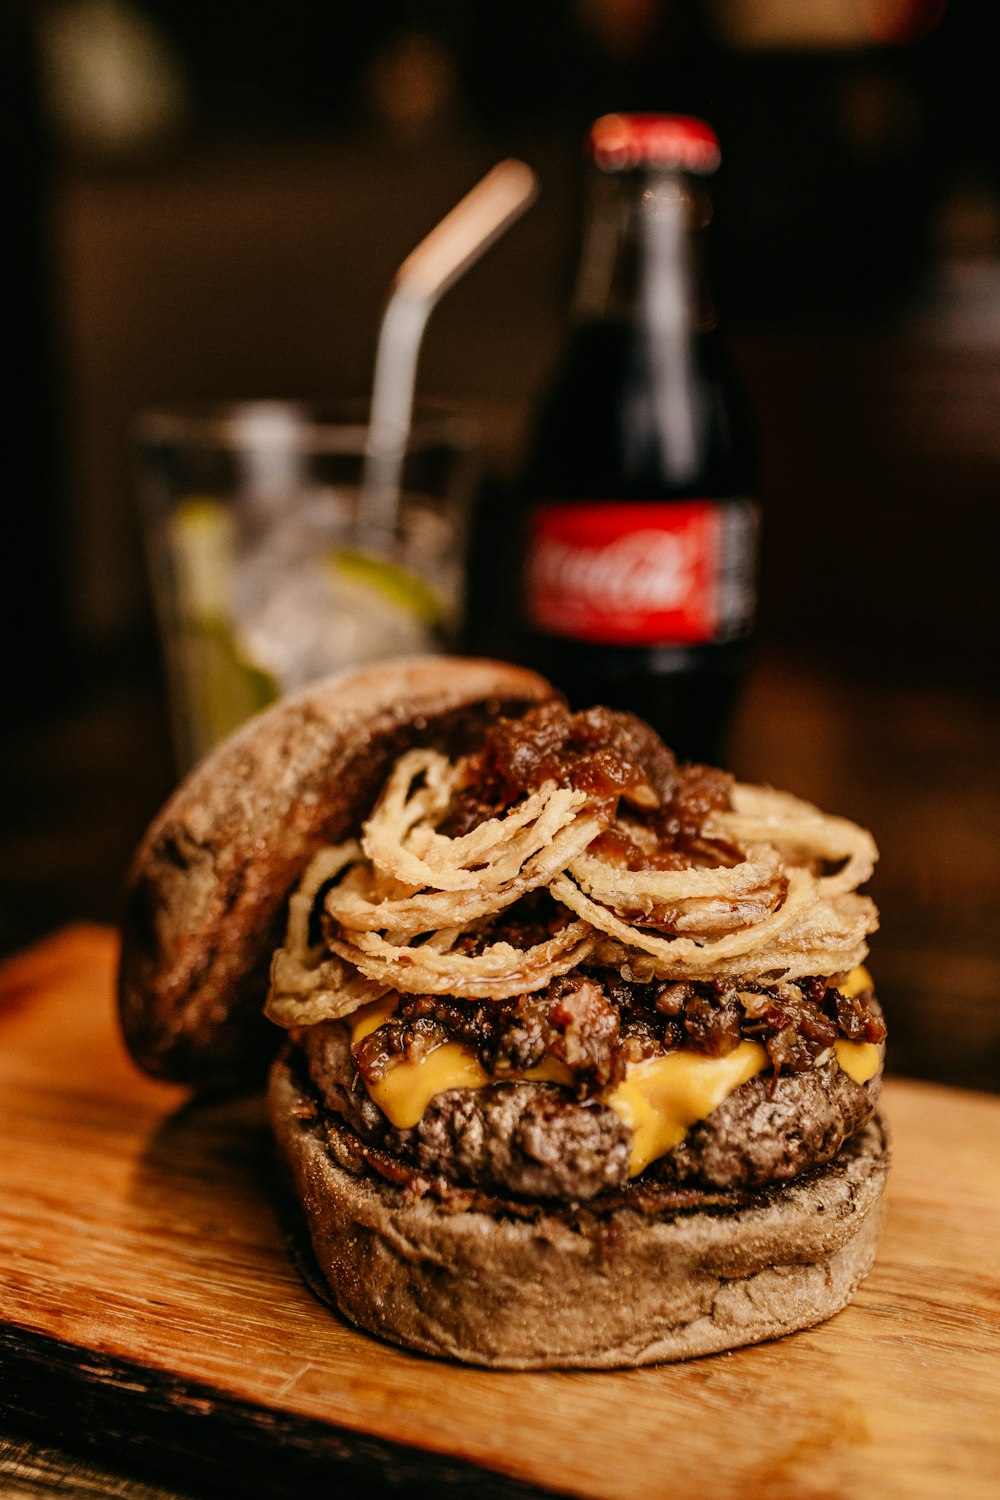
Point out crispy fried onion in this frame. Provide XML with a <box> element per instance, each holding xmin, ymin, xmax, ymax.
<box><xmin>705</xmin><ymin>783</ymin><xmax>878</xmax><ymax>897</ymax></box>
<box><xmin>267</xmin><ymin>843</ymin><xmax>390</xmax><ymax>1026</ymax></box>
<box><xmin>553</xmin><ymin>874</ymin><xmax>875</xmax><ymax>983</ymax></box>
<box><xmin>267</xmin><ymin>748</ymin><xmax>879</xmax><ymax>1026</ymax></box>
<box><xmin>565</xmin><ymin>843</ymin><xmax>787</xmax><ymax>935</ymax></box>
<box><xmin>360</xmin><ymin>749</ymin><xmax>599</xmax><ymax>891</ymax></box>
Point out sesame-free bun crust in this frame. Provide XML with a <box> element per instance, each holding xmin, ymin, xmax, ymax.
<box><xmin>118</xmin><ymin>657</ymin><xmax>554</xmax><ymax>1090</ymax></box>
<box><xmin>269</xmin><ymin>1050</ymin><xmax>891</xmax><ymax>1370</ymax></box>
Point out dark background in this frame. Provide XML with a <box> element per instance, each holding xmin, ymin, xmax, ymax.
<box><xmin>2</xmin><ymin>0</ymin><xmax>998</xmax><ymax>1087</ymax></box>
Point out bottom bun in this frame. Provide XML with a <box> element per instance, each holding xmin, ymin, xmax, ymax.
<box><xmin>268</xmin><ymin>1051</ymin><xmax>891</xmax><ymax>1370</ymax></box>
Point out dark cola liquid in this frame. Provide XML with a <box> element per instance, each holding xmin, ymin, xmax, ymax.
<box><xmin>516</xmin><ymin>317</ymin><xmax>757</xmax><ymax>766</ymax></box>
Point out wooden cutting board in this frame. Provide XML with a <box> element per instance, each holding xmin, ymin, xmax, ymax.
<box><xmin>2</xmin><ymin>926</ymin><xmax>999</xmax><ymax>1499</ymax></box>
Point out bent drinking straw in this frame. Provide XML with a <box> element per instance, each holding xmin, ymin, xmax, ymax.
<box><xmin>358</xmin><ymin>159</ymin><xmax>539</xmax><ymax>551</ymax></box>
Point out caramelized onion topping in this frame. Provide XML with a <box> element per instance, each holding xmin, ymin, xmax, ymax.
<box><xmin>352</xmin><ymin>966</ymin><xmax>886</xmax><ymax>1101</ymax></box>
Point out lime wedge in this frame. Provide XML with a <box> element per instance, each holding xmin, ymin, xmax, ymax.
<box><xmin>171</xmin><ymin>496</ymin><xmax>236</xmax><ymax>621</ymax></box>
<box><xmin>328</xmin><ymin>546</ymin><xmax>446</xmax><ymax>628</ymax></box>
<box><xmin>179</xmin><ymin>622</ymin><xmax>278</xmax><ymax>759</ymax></box>
<box><xmin>167</xmin><ymin>494</ymin><xmax>278</xmax><ymax>757</ymax></box>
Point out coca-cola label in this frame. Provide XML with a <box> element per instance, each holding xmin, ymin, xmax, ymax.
<box><xmin>525</xmin><ymin>499</ymin><xmax>757</xmax><ymax>646</ymax></box>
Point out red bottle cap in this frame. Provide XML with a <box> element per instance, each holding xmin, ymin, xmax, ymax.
<box><xmin>589</xmin><ymin>114</ymin><xmax>721</xmax><ymax>175</ymax></box>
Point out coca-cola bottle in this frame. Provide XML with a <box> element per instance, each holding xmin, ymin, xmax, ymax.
<box><xmin>516</xmin><ymin>113</ymin><xmax>758</xmax><ymax>764</ymax></box>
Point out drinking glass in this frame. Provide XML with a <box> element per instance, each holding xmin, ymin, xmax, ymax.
<box><xmin>134</xmin><ymin>400</ymin><xmax>479</xmax><ymax>771</ymax></box>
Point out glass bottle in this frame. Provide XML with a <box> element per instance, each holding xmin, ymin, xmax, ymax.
<box><xmin>517</xmin><ymin>113</ymin><xmax>758</xmax><ymax>764</ymax></box>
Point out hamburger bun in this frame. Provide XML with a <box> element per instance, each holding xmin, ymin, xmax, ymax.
<box><xmin>119</xmin><ymin>656</ymin><xmax>552</xmax><ymax>1090</ymax></box>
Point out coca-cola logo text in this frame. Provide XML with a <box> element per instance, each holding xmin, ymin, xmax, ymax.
<box><xmin>525</xmin><ymin>500</ymin><xmax>722</xmax><ymax>647</ymax></box>
<box><xmin>529</xmin><ymin>528</ymin><xmax>695</xmax><ymax>615</ymax></box>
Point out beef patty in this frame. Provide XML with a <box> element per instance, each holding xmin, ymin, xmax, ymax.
<box><xmin>295</xmin><ymin>1017</ymin><xmax>882</xmax><ymax>1202</ymax></box>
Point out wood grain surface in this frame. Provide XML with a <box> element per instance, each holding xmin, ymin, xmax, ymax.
<box><xmin>2</xmin><ymin>925</ymin><xmax>999</xmax><ymax>1500</ymax></box>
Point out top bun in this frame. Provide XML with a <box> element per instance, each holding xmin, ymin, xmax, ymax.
<box><xmin>118</xmin><ymin>656</ymin><xmax>554</xmax><ymax>1091</ymax></box>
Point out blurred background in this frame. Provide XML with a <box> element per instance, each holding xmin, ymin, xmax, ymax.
<box><xmin>1</xmin><ymin>0</ymin><xmax>997</xmax><ymax>1087</ymax></box>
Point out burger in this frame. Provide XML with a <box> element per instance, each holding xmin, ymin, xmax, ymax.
<box><xmin>119</xmin><ymin>656</ymin><xmax>889</xmax><ymax>1370</ymax></box>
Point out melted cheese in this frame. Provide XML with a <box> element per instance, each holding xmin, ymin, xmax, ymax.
<box><xmin>839</xmin><ymin>964</ymin><xmax>873</xmax><ymax>999</ymax></box>
<box><xmin>372</xmin><ymin>1043</ymin><xmax>489</xmax><ymax>1129</ymax></box>
<box><xmin>347</xmin><ymin>965</ymin><xmax>878</xmax><ymax>1170</ymax></box>
<box><xmin>833</xmin><ymin>1039</ymin><xmax>880</xmax><ymax>1084</ymax></box>
<box><xmin>351</xmin><ymin>994</ymin><xmax>403</xmax><ymax>1042</ymax></box>
<box><xmin>831</xmin><ymin>966</ymin><xmax>880</xmax><ymax>1083</ymax></box>
<box><xmin>349</xmin><ymin>1001</ymin><xmax>573</xmax><ymax>1130</ymax></box>
<box><xmin>607</xmin><ymin>1043</ymin><xmax>768</xmax><ymax>1176</ymax></box>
